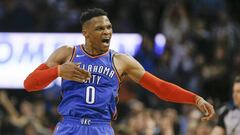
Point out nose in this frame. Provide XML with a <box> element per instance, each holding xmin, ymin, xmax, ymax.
<box><xmin>103</xmin><ymin>28</ymin><xmax>111</xmax><ymax>35</ymax></box>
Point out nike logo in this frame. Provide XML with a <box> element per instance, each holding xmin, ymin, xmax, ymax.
<box><xmin>76</xmin><ymin>54</ymin><xmax>85</xmax><ymax>58</ymax></box>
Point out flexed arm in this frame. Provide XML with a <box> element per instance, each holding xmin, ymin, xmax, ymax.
<box><xmin>24</xmin><ymin>46</ymin><xmax>91</xmax><ymax>92</ymax></box>
<box><xmin>139</xmin><ymin>71</ymin><xmax>214</xmax><ymax>120</ymax></box>
<box><xmin>114</xmin><ymin>54</ymin><xmax>215</xmax><ymax>121</ymax></box>
<box><xmin>23</xmin><ymin>63</ymin><xmax>59</xmax><ymax>91</ymax></box>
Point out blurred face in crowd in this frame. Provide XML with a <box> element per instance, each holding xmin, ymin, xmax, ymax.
<box><xmin>196</xmin><ymin>122</ymin><xmax>212</xmax><ymax>135</ymax></box>
<box><xmin>83</xmin><ymin>16</ymin><xmax>112</xmax><ymax>53</ymax></box>
<box><xmin>233</xmin><ymin>82</ymin><xmax>240</xmax><ymax>107</ymax></box>
<box><xmin>20</xmin><ymin>100</ymin><xmax>33</xmax><ymax>116</ymax></box>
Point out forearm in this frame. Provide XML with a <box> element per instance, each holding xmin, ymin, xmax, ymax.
<box><xmin>1</xmin><ymin>99</ymin><xmax>19</xmax><ymax>118</ymax></box>
<box><xmin>139</xmin><ymin>72</ymin><xmax>198</xmax><ymax>104</ymax></box>
<box><xmin>24</xmin><ymin>64</ymin><xmax>59</xmax><ymax>91</ymax></box>
<box><xmin>10</xmin><ymin>116</ymin><xmax>29</xmax><ymax>128</ymax></box>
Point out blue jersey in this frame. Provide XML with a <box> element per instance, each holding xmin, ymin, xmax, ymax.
<box><xmin>58</xmin><ymin>45</ymin><xmax>120</xmax><ymax>122</ymax></box>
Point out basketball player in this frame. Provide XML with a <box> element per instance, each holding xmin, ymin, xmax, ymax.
<box><xmin>24</xmin><ymin>8</ymin><xmax>215</xmax><ymax>135</ymax></box>
<box><xmin>211</xmin><ymin>76</ymin><xmax>240</xmax><ymax>135</ymax></box>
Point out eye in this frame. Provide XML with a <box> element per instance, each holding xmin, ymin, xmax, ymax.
<box><xmin>96</xmin><ymin>27</ymin><xmax>104</xmax><ymax>31</ymax></box>
<box><xmin>107</xmin><ymin>25</ymin><xmax>112</xmax><ymax>29</ymax></box>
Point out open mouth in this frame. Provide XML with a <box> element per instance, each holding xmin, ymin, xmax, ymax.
<box><xmin>101</xmin><ymin>38</ymin><xmax>110</xmax><ymax>44</ymax></box>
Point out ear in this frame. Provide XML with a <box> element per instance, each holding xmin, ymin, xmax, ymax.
<box><xmin>82</xmin><ymin>28</ymin><xmax>87</xmax><ymax>37</ymax></box>
<box><xmin>82</xmin><ymin>27</ymin><xmax>88</xmax><ymax>38</ymax></box>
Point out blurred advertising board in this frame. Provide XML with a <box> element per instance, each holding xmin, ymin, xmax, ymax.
<box><xmin>0</xmin><ymin>33</ymin><xmax>142</xmax><ymax>89</ymax></box>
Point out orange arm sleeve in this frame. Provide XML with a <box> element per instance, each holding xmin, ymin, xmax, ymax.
<box><xmin>23</xmin><ymin>64</ymin><xmax>59</xmax><ymax>92</ymax></box>
<box><xmin>139</xmin><ymin>72</ymin><xmax>197</xmax><ymax>105</ymax></box>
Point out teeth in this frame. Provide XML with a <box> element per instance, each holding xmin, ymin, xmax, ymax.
<box><xmin>102</xmin><ymin>39</ymin><xmax>109</xmax><ymax>43</ymax></box>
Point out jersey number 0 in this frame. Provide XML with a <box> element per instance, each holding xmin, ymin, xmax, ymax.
<box><xmin>86</xmin><ymin>86</ymin><xmax>95</xmax><ymax>104</ymax></box>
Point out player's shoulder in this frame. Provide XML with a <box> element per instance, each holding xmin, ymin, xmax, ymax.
<box><xmin>58</xmin><ymin>45</ymin><xmax>74</xmax><ymax>52</ymax></box>
<box><xmin>113</xmin><ymin>52</ymin><xmax>139</xmax><ymax>69</ymax></box>
<box><xmin>113</xmin><ymin>52</ymin><xmax>133</xmax><ymax>60</ymax></box>
<box><xmin>53</xmin><ymin>45</ymin><xmax>74</xmax><ymax>56</ymax></box>
<box><xmin>46</xmin><ymin>45</ymin><xmax>74</xmax><ymax>64</ymax></box>
<box><xmin>45</xmin><ymin>45</ymin><xmax>73</xmax><ymax>67</ymax></box>
<box><xmin>113</xmin><ymin>53</ymin><xmax>134</xmax><ymax>63</ymax></box>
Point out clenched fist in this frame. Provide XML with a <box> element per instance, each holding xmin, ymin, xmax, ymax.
<box><xmin>195</xmin><ymin>96</ymin><xmax>215</xmax><ymax>121</ymax></box>
<box><xmin>59</xmin><ymin>62</ymin><xmax>91</xmax><ymax>83</ymax></box>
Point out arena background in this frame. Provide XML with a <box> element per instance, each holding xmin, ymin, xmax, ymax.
<box><xmin>0</xmin><ymin>0</ymin><xmax>240</xmax><ymax>135</ymax></box>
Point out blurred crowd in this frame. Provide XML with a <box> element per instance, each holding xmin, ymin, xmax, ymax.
<box><xmin>0</xmin><ymin>90</ymin><xmax>216</xmax><ymax>135</ymax></box>
<box><xmin>1</xmin><ymin>0</ymin><xmax>240</xmax><ymax>135</ymax></box>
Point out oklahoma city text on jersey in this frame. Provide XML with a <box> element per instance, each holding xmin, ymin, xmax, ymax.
<box><xmin>79</xmin><ymin>63</ymin><xmax>115</xmax><ymax>84</ymax></box>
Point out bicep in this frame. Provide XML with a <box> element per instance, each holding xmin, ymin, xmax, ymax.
<box><xmin>45</xmin><ymin>46</ymin><xmax>73</xmax><ymax>67</ymax></box>
<box><xmin>210</xmin><ymin>126</ymin><xmax>225</xmax><ymax>135</ymax></box>
<box><xmin>122</xmin><ymin>55</ymin><xmax>145</xmax><ymax>83</ymax></box>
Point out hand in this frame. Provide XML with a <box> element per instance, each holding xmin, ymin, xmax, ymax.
<box><xmin>195</xmin><ymin>96</ymin><xmax>215</xmax><ymax>121</ymax></box>
<box><xmin>59</xmin><ymin>62</ymin><xmax>91</xmax><ymax>83</ymax></box>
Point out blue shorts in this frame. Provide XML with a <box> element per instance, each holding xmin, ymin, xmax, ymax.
<box><xmin>53</xmin><ymin>116</ymin><xmax>114</xmax><ymax>135</ymax></box>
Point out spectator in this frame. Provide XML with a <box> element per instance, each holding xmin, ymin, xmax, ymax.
<box><xmin>211</xmin><ymin>76</ymin><xmax>240</xmax><ymax>135</ymax></box>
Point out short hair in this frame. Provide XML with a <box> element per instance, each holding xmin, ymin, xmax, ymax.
<box><xmin>80</xmin><ymin>8</ymin><xmax>108</xmax><ymax>27</ymax></box>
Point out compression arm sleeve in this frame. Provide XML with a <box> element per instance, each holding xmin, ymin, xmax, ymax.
<box><xmin>139</xmin><ymin>72</ymin><xmax>197</xmax><ymax>105</ymax></box>
<box><xmin>23</xmin><ymin>64</ymin><xmax>59</xmax><ymax>92</ymax></box>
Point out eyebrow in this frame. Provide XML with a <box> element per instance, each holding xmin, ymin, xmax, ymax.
<box><xmin>95</xmin><ymin>23</ymin><xmax>112</xmax><ymax>28</ymax></box>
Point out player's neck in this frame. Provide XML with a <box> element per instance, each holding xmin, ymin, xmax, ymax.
<box><xmin>83</xmin><ymin>44</ymin><xmax>106</xmax><ymax>56</ymax></box>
